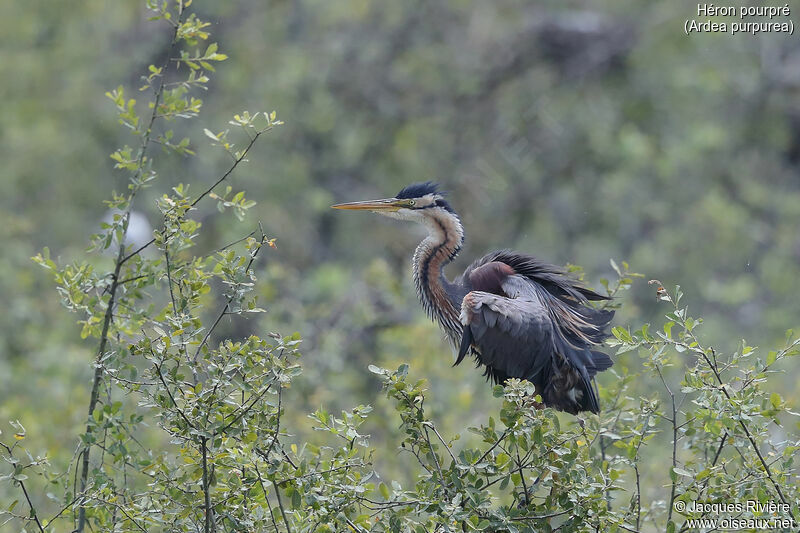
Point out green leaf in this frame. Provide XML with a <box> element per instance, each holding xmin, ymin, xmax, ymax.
<box><xmin>612</xmin><ymin>326</ymin><xmax>633</xmax><ymax>344</ymax></box>
<box><xmin>610</xmin><ymin>258</ymin><xmax>621</xmax><ymax>276</ymax></box>
<box><xmin>770</xmin><ymin>393</ymin><xmax>781</xmax><ymax>409</ymax></box>
<box><xmin>495</xmin><ymin>453</ymin><xmax>510</xmax><ymax>468</ymax></box>
<box><xmin>672</xmin><ymin>467</ymin><xmax>693</xmax><ymax>478</ymax></box>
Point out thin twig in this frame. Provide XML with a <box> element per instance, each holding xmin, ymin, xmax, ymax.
<box><xmin>164</xmin><ymin>245</ymin><xmax>179</xmax><ymax>316</ymax></box>
<box><xmin>508</xmin><ymin>509</ymin><xmax>571</xmax><ymax>521</ymax></box>
<box><xmin>476</xmin><ymin>428</ymin><xmax>510</xmax><ymax>465</ymax></box>
<box><xmin>276</xmin><ymin>462</ymin><xmax>367</xmax><ymax>487</ymax></box>
<box><xmin>272</xmin><ymin>480</ymin><xmax>292</xmax><ymax>533</ymax></box>
<box><xmin>201</xmin><ymin>437</ymin><xmax>213</xmax><ymax>533</ymax></box>
<box><xmin>345</xmin><ymin>518</ymin><xmax>367</xmax><ymax>533</ymax></box>
<box><xmin>516</xmin><ymin>448</ymin><xmax>529</xmax><ymax>506</ymax></box>
<box><xmin>422</xmin><ymin>426</ymin><xmax>449</xmax><ymax>497</ymax></box>
<box><xmin>207</xmin><ymin>230</ymin><xmax>257</xmax><ymax>256</ymax></box>
<box><xmin>0</xmin><ymin>443</ymin><xmax>45</xmax><ymax>533</ymax></box>
<box><xmin>422</xmin><ymin>422</ymin><xmax>456</xmax><ymax>464</ymax></box>
<box><xmin>711</xmin><ymin>433</ymin><xmax>727</xmax><ymax>466</ymax></box>
<box><xmin>192</xmin><ymin>233</ymin><xmax>269</xmax><ymax>365</ymax></box>
<box><xmin>218</xmin><ymin>382</ymin><xmax>274</xmax><ymax>433</ymax></box>
<box><xmin>656</xmin><ymin>365</ymin><xmax>679</xmax><ymax>525</ymax></box>
<box><xmin>152</xmin><ymin>357</ymin><xmax>196</xmax><ymax>430</ymax></box>
<box><xmin>116</xmin><ymin>274</ymin><xmax>151</xmax><ymax>286</ymax></box>
<box><xmin>633</xmin><ymin>463</ymin><xmax>641</xmax><ymax>531</ymax></box>
<box><xmin>46</xmin><ymin>494</ymin><xmax>81</xmax><ymax>528</ymax></box>
<box><xmin>255</xmin><ymin>464</ymin><xmax>282</xmax><ymax>532</ymax></box>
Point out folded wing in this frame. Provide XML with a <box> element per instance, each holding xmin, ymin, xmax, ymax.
<box><xmin>457</xmin><ymin>289</ymin><xmax>554</xmax><ymax>384</ymax></box>
<box><xmin>457</xmin><ymin>269</ymin><xmax>613</xmax><ymax>414</ymax></box>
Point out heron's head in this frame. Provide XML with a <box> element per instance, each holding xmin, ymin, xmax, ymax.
<box><xmin>331</xmin><ymin>181</ymin><xmax>456</xmax><ymax>226</ymax></box>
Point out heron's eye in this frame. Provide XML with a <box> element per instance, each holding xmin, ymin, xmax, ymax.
<box><xmin>408</xmin><ymin>200</ymin><xmax>415</xmax><ymax>206</ymax></box>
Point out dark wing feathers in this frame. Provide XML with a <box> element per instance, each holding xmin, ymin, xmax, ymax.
<box><xmin>455</xmin><ymin>323</ymin><xmax>473</xmax><ymax>366</ymax></box>
<box><xmin>474</xmin><ymin>250</ymin><xmax>611</xmax><ymax>304</ymax></box>
<box><xmin>588</xmin><ymin>350</ymin><xmax>613</xmax><ymax>373</ymax></box>
<box><xmin>459</xmin><ymin>291</ymin><xmax>554</xmax><ymax>385</ymax></box>
<box><xmin>457</xmin><ymin>250</ymin><xmax>614</xmax><ymax>414</ymax></box>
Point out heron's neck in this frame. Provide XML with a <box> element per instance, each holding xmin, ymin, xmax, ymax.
<box><xmin>412</xmin><ymin>211</ymin><xmax>464</xmax><ymax>342</ymax></box>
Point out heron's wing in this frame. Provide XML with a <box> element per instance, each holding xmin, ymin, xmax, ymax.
<box><xmin>457</xmin><ymin>290</ymin><xmax>555</xmax><ymax>385</ymax></box>
<box><xmin>463</xmin><ymin>249</ymin><xmax>612</xmax><ymax>304</ymax></box>
<box><xmin>502</xmin><ymin>270</ymin><xmax>614</xmax><ymax>347</ymax></box>
<box><xmin>458</xmin><ymin>275</ymin><xmax>613</xmax><ymax>414</ymax></box>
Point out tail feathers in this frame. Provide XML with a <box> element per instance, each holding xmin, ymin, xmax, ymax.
<box><xmin>571</xmin><ymin>348</ymin><xmax>611</xmax><ymax>413</ymax></box>
<box><xmin>541</xmin><ymin>368</ymin><xmax>601</xmax><ymax>415</ymax></box>
<box><xmin>543</xmin><ymin>344</ymin><xmax>611</xmax><ymax>414</ymax></box>
<box><xmin>587</xmin><ymin>350</ymin><xmax>613</xmax><ymax>375</ymax></box>
<box><xmin>558</xmin><ymin>341</ymin><xmax>614</xmax><ymax>377</ymax></box>
<box><xmin>576</xmin><ymin>286</ymin><xmax>613</xmax><ymax>302</ymax></box>
<box><xmin>573</xmin><ymin>307</ymin><xmax>615</xmax><ymax>344</ymax></box>
<box><xmin>455</xmin><ymin>326</ymin><xmax>472</xmax><ymax>366</ymax></box>
<box><xmin>583</xmin><ymin>308</ymin><xmax>615</xmax><ymax>328</ymax></box>
<box><xmin>578</xmin><ymin>367</ymin><xmax>601</xmax><ymax>414</ymax></box>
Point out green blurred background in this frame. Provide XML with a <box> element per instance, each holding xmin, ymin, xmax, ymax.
<box><xmin>2</xmin><ymin>0</ymin><xmax>799</xmax><ymax>500</ymax></box>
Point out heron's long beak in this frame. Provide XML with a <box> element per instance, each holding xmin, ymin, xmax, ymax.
<box><xmin>330</xmin><ymin>198</ymin><xmax>403</xmax><ymax>211</ymax></box>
